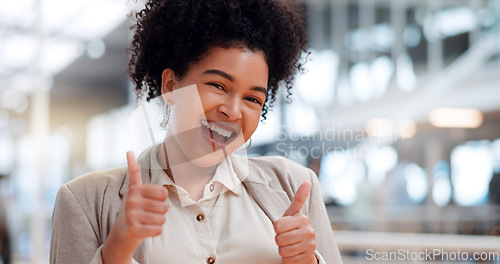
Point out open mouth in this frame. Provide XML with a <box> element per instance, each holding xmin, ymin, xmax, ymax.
<box><xmin>200</xmin><ymin>119</ymin><xmax>239</xmax><ymax>150</ymax></box>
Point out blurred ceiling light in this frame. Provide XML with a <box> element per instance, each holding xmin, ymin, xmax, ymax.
<box><xmin>1</xmin><ymin>0</ymin><xmax>130</xmax><ymax>88</ymax></box>
<box><xmin>10</xmin><ymin>73</ymin><xmax>54</xmax><ymax>93</ymax></box>
<box><xmin>350</xmin><ymin>62</ymin><xmax>373</xmax><ymax>102</ymax></box>
<box><xmin>413</xmin><ymin>8</ymin><xmax>427</xmax><ymax>26</ymax></box>
<box><xmin>61</xmin><ymin>1</ymin><xmax>128</xmax><ymax>40</ymax></box>
<box><xmin>3</xmin><ymin>36</ymin><xmax>82</xmax><ymax>75</ymax></box>
<box><xmin>429</xmin><ymin>108</ymin><xmax>483</xmax><ymax>128</ymax></box>
<box><xmin>367</xmin><ymin>146</ymin><xmax>398</xmax><ymax>173</ymax></box>
<box><xmin>296</xmin><ymin>49</ymin><xmax>338</xmax><ymax>107</ymax></box>
<box><xmin>322</xmin><ymin>151</ymin><xmax>349</xmax><ymax>175</ymax></box>
<box><xmin>479</xmin><ymin>9</ymin><xmax>495</xmax><ymax>27</ymax></box>
<box><xmin>331</xmin><ymin>178</ymin><xmax>358</xmax><ymax>206</ymax></box>
<box><xmin>345</xmin><ymin>29</ymin><xmax>369</xmax><ymax>52</ymax></box>
<box><xmin>40</xmin><ymin>0</ymin><xmax>128</xmax><ymax>40</ymax></box>
<box><xmin>87</xmin><ymin>39</ymin><xmax>106</xmax><ymax>59</ymax></box>
<box><xmin>491</xmin><ymin>138</ymin><xmax>500</xmax><ymax>173</ymax></box>
<box><xmin>0</xmin><ymin>90</ymin><xmax>28</xmax><ymax>113</ymax></box>
<box><xmin>336</xmin><ymin>74</ymin><xmax>354</xmax><ymax>106</ymax></box>
<box><xmin>436</xmin><ymin>7</ymin><xmax>477</xmax><ymax>37</ymax></box>
<box><xmin>370</xmin><ymin>56</ymin><xmax>393</xmax><ymax>98</ymax></box>
<box><xmin>424</xmin><ymin>7</ymin><xmax>477</xmax><ymax>39</ymax></box>
<box><xmin>251</xmin><ymin>101</ymin><xmax>280</xmax><ymax>146</ymax></box>
<box><xmin>403</xmin><ymin>24</ymin><xmax>422</xmax><ymax>48</ymax></box>
<box><xmin>433</xmin><ymin>171</ymin><xmax>452</xmax><ymax>206</ymax></box>
<box><xmin>404</xmin><ymin>163</ymin><xmax>428</xmax><ymax>203</ymax></box>
<box><xmin>41</xmin><ymin>0</ymin><xmax>86</xmax><ymax>33</ymax></box>
<box><xmin>0</xmin><ymin>0</ymin><xmax>35</xmax><ymax>26</ymax></box>
<box><xmin>370</xmin><ymin>23</ymin><xmax>394</xmax><ymax>52</ymax></box>
<box><xmin>42</xmin><ymin>39</ymin><xmax>84</xmax><ymax>75</ymax></box>
<box><xmin>397</xmin><ymin>119</ymin><xmax>417</xmax><ymax>139</ymax></box>
<box><xmin>451</xmin><ymin>141</ymin><xmax>493</xmax><ymax>206</ymax></box>
<box><xmin>351</xmin><ymin>56</ymin><xmax>394</xmax><ymax>102</ymax></box>
<box><xmin>365</xmin><ymin>118</ymin><xmax>395</xmax><ymax>138</ymax></box>
<box><xmin>3</xmin><ymin>34</ymin><xmax>38</xmax><ymax>69</ymax></box>
<box><xmin>396</xmin><ymin>53</ymin><xmax>417</xmax><ymax>92</ymax></box>
<box><xmin>285</xmin><ymin>99</ymin><xmax>319</xmax><ymax>136</ymax></box>
<box><xmin>366</xmin><ymin>146</ymin><xmax>398</xmax><ymax>185</ymax></box>
<box><xmin>346</xmin><ymin>23</ymin><xmax>395</xmax><ymax>53</ymax></box>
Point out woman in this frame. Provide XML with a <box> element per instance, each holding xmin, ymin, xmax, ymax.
<box><xmin>50</xmin><ymin>0</ymin><xmax>342</xmax><ymax>263</ymax></box>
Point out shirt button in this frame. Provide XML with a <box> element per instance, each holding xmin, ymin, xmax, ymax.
<box><xmin>196</xmin><ymin>214</ymin><xmax>205</xmax><ymax>222</ymax></box>
<box><xmin>209</xmin><ymin>184</ymin><xmax>214</xmax><ymax>192</ymax></box>
<box><xmin>206</xmin><ymin>257</ymin><xmax>215</xmax><ymax>264</ymax></box>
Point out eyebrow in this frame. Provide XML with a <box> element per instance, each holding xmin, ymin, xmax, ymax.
<box><xmin>204</xmin><ymin>69</ymin><xmax>234</xmax><ymax>82</ymax></box>
<box><xmin>203</xmin><ymin>69</ymin><xmax>268</xmax><ymax>96</ymax></box>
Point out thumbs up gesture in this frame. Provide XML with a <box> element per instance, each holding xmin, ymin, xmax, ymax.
<box><xmin>274</xmin><ymin>181</ymin><xmax>318</xmax><ymax>264</ymax></box>
<box><xmin>102</xmin><ymin>152</ymin><xmax>169</xmax><ymax>263</ymax></box>
<box><xmin>121</xmin><ymin>151</ymin><xmax>169</xmax><ymax>240</ymax></box>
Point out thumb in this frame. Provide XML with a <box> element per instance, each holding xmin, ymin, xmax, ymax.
<box><xmin>127</xmin><ymin>151</ymin><xmax>142</xmax><ymax>187</ymax></box>
<box><xmin>283</xmin><ymin>181</ymin><xmax>312</xmax><ymax>217</ymax></box>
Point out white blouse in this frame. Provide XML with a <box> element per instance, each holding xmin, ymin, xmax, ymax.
<box><xmin>147</xmin><ymin>145</ymin><xmax>282</xmax><ymax>264</ymax></box>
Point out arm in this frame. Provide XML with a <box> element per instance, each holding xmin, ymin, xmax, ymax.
<box><xmin>50</xmin><ymin>184</ymin><xmax>103</xmax><ymax>264</ymax></box>
<box><xmin>50</xmin><ymin>184</ymin><xmax>144</xmax><ymax>264</ymax></box>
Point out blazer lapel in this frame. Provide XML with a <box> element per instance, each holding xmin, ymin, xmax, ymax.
<box><xmin>231</xmin><ymin>154</ymin><xmax>291</xmax><ymax>223</ymax></box>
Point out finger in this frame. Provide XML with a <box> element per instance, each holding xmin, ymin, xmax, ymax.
<box><xmin>127</xmin><ymin>151</ymin><xmax>142</xmax><ymax>187</ymax></box>
<box><xmin>137</xmin><ymin>211</ymin><xmax>167</xmax><ymax>226</ymax></box>
<box><xmin>126</xmin><ymin>210</ymin><xmax>166</xmax><ymax>227</ymax></box>
<box><xmin>274</xmin><ymin>214</ymin><xmax>310</xmax><ymax>234</ymax></box>
<box><xmin>283</xmin><ymin>181</ymin><xmax>312</xmax><ymax>217</ymax></box>
<box><xmin>139</xmin><ymin>185</ymin><xmax>169</xmax><ymax>201</ymax></box>
<box><xmin>278</xmin><ymin>242</ymin><xmax>306</xmax><ymax>258</ymax></box>
<box><xmin>129</xmin><ymin>224</ymin><xmax>164</xmax><ymax>238</ymax></box>
<box><xmin>275</xmin><ymin>229</ymin><xmax>304</xmax><ymax>246</ymax></box>
<box><xmin>138</xmin><ymin>199</ymin><xmax>169</xmax><ymax>214</ymax></box>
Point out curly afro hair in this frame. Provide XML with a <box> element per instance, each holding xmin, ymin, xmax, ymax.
<box><xmin>128</xmin><ymin>0</ymin><xmax>308</xmax><ymax>120</ymax></box>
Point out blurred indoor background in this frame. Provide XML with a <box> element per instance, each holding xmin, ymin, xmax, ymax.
<box><xmin>1</xmin><ymin>0</ymin><xmax>500</xmax><ymax>263</ymax></box>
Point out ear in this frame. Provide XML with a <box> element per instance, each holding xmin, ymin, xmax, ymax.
<box><xmin>161</xmin><ymin>68</ymin><xmax>176</xmax><ymax>103</ymax></box>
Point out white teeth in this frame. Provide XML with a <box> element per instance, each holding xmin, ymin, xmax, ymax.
<box><xmin>200</xmin><ymin>120</ymin><xmax>232</xmax><ymax>138</ymax></box>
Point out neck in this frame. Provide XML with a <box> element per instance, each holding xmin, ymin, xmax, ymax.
<box><xmin>158</xmin><ymin>139</ymin><xmax>217</xmax><ymax>200</ymax></box>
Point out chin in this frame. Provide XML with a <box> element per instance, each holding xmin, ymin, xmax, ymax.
<box><xmin>175</xmin><ymin>128</ymin><xmax>246</xmax><ymax>168</ymax></box>
<box><xmin>189</xmin><ymin>149</ymin><xmax>230</xmax><ymax>168</ymax></box>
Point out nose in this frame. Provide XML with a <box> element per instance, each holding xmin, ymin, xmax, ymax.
<box><xmin>218</xmin><ymin>95</ymin><xmax>243</xmax><ymax>121</ymax></box>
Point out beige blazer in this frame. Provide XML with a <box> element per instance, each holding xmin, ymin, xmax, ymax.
<box><xmin>50</xmin><ymin>146</ymin><xmax>343</xmax><ymax>263</ymax></box>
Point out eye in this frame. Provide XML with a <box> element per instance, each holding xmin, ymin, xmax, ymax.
<box><xmin>207</xmin><ymin>83</ymin><xmax>225</xmax><ymax>91</ymax></box>
<box><xmin>246</xmin><ymin>97</ymin><xmax>263</xmax><ymax>106</ymax></box>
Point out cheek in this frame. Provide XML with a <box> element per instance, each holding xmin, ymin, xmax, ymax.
<box><xmin>197</xmin><ymin>86</ymin><xmax>220</xmax><ymax>112</ymax></box>
<box><xmin>243</xmin><ymin>111</ymin><xmax>261</xmax><ymax>139</ymax></box>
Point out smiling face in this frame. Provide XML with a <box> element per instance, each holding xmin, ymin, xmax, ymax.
<box><xmin>161</xmin><ymin>46</ymin><xmax>269</xmax><ymax>167</ymax></box>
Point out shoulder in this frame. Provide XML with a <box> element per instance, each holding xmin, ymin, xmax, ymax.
<box><xmin>249</xmin><ymin>155</ymin><xmax>313</xmax><ymax>178</ymax></box>
<box><xmin>247</xmin><ymin>155</ymin><xmax>315</xmax><ymax>190</ymax></box>
<box><xmin>59</xmin><ymin>166</ymin><xmax>128</xmax><ymax>202</ymax></box>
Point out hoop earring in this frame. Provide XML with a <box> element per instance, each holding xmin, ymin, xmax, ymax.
<box><xmin>160</xmin><ymin>102</ymin><xmax>171</xmax><ymax>128</ymax></box>
<box><xmin>237</xmin><ymin>138</ymin><xmax>252</xmax><ymax>151</ymax></box>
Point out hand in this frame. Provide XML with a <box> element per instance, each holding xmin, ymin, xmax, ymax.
<box><xmin>102</xmin><ymin>151</ymin><xmax>169</xmax><ymax>263</ymax></box>
<box><xmin>274</xmin><ymin>181</ymin><xmax>317</xmax><ymax>264</ymax></box>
